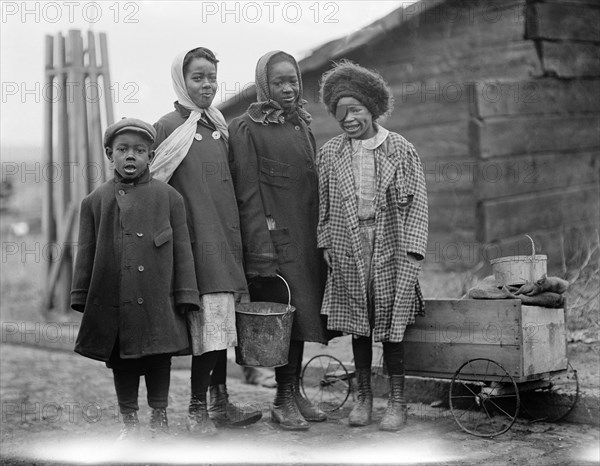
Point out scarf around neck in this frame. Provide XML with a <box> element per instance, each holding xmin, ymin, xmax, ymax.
<box><xmin>247</xmin><ymin>50</ymin><xmax>312</xmax><ymax>126</ymax></box>
<box><xmin>150</xmin><ymin>49</ymin><xmax>229</xmax><ymax>183</ymax></box>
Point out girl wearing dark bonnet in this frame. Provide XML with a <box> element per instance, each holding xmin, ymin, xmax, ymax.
<box><xmin>228</xmin><ymin>50</ymin><xmax>330</xmax><ymax>431</ymax></box>
<box><xmin>318</xmin><ymin>61</ymin><xmax>429</xmax><ymax>431</ymax></box>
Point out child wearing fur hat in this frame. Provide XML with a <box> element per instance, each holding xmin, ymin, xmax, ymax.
<box><xmin>71</xmin><ymin>118</ymin><xmax>200</xmax><ymax>440</ymax></box>
<box><xmin>317</xmin><ymin>61</ymin><xmax>429</xmax><ymax>431</ymax></box>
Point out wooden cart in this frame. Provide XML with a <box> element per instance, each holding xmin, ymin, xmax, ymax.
<box><xmin>300</xmin><ymin>299</ymin><xmax>579</xmax><ymax>437</ymax></box>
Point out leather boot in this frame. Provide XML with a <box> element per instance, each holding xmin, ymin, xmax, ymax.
<box><xmin>187</xmin><ymin>394</ymin><xmax>217</xmax><ymax>435</ymax></box>
<box><xmin>292</xmin><ymin>378</ymin><xmax>327</xmax><ymax>422</ymax></box>
<box><xmin>271</xmin><ymin>383</ymin><xmax>309</xmax><ymax>431</ymax></box>
<box><xmin>348</xmin><ymin>368</ymin><xmax>373</xmax><ymax>426</ymax></box>
<box><xmin>149</xmin><ymin>407</ymin><xmax>170</xmax><ymax>438</ymax></box>
<box><xmin>379</xmin><ymin>375</ymin><xmax>407</xmax><ymax>431</ymax></box>
<box><xmin>209</xmin><ymin>384</ymin><xmax>262</xmax><ymax>427</ymax></box>
<box><xmin>117</xmin><ymin>411</ymin><xmax>140</xmax><ymax>441</ymax></box>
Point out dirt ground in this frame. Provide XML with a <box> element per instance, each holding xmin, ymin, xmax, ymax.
<box><xmin>1</xmin><ymin>173</ymin><xmax>598</xmax><ymax>465</ymax></box>
<box><xmin>1</xmin><ymin>343</ymin><xmax>598</xmax><ymax>465</ymax></box>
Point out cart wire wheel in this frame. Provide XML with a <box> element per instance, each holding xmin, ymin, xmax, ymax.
<box><xmin>300</xmin><ymin>355</ymin><xmax>351</xmax><ymax>412</ymax></box>
<box><xmin>521</xmin><ymin>362</ymin><xmax>579</xmax><ymax>423</ymax></box>
<box><xmin>449</xmin><ymin>358</ymin><xmax>520</xmax><ymax>437</ymax></box>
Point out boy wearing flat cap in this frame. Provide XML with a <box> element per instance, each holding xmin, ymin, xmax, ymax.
<box><xmin>71</xmin><ymin>117</ymin><xmax>200</xmax><ymax>440</ymax></box>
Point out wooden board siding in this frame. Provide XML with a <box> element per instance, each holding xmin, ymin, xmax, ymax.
<box><xmin>380</xmin><ymin>1</ymin><xmax>527</xmax><ymax>53</ymax></box>
<box><xmin>471</xmin><ymin>79</ymin><xmax>600</xmax><ymax>119</ymax></box>
<box><xmin>375</xmin><ymin>41</ymin><xmax>542</xmax><ymax>84</ymax></box>
<box><xmin>477</xmin><ymin>183</ymin><xmax>600</xmax><ymax>242</ymax></box>
<box><xmin>401</xmin><ymin>120</ymin><xmax>470</xmax><ymax>160</ymax></box>
<box><xmin>428</xmin><ymin>192</ymin><xmax>477</xmax><ymax>231</ymax></box>
<box><xmin>538</xmin><ymin>42</ymin><xmax>600</xmax><ymax>78</ymax></box>
<box><xmin>473</xmin><ymin>114</ymin><xmax>600</xmax><ymax>159</ymax></box>
<box><xmin>526</xmin><ymin>1</ymin><xmax>600</xmax><ymax>42</ymax></box>
<box><xmin>475</xmin><ymin>151</ymin><xmax>600</xmax><ymax>201</ymax></box>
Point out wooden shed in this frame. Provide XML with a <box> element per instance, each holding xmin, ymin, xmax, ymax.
<box><xmin>219</xmin><ymin>0</ymin><xmax>600</xmax><ymax>271</ymax></box>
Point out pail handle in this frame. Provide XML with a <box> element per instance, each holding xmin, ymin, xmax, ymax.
<box><xmin>276</xmin><ymin>274</ymin><xmax>292</xmax><ymax>311</ymax></box>
<box><xmin>524</xmin><ymin>234</ymin><xmax>536</xmax><ymax>282</ymax></box>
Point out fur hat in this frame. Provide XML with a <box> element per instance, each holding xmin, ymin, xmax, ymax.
<box><xmin>319</xmin><ymin>60</ymin><xmax>393</xmax><ymax>120</ymax></box>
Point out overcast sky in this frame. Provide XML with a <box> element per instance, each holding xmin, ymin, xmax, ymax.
<box><xmin>1</xmin><ymin>1</ymin><xmax>410</xmax><ymax>150</ymax></box>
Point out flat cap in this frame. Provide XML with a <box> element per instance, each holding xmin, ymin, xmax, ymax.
<box><xmin>103</xmin><ymin>117</ymin><xmax>156</xmax><ymax>147</ymax></box>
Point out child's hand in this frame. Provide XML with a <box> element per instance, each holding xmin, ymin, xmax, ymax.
<box><xmin>323</xmin><ymin>249</ymin><xmax>332</xmax><ymax>268</ymax></box>
<box><xmin>406</xmin><ymin>253</ymin><xmax>420</xmax><ymax>264</ymax></box>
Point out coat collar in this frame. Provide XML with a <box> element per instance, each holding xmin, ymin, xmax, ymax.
<box><xmin>113</xmin><ymin>167</ymin><xmax>152</xmax><ymax>186</ymax></box>
<box><xmin>332</xmin><ymin>126</ymin><xmax>402</xmax><ymax>211</ymax></box>
<box><xmin>174</xmin><ymin>101</ymin><xmax>215</xmax><ymax>129</ymax></box>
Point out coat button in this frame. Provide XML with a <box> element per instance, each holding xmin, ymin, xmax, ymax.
<box><xmin>137</xmin><ymin>298</ymin><xmax>144</xmax><ymax>305</ymax></box>
<box><xmin>194</xmin><ymin>133</ymin><xmax>203</xmax><ymax>141</ymax></box>
<box><xmin>118</xmin><ymin>189</ymin><xmax>125</xmax><ymax>195</ymax></box>
<box><xmin>136</xmin><ymin>232</ymin><xmax>143</xmax><ymax>237</ymax></box>
<box><xmin>294</xmin><ymin>125</ymin><xmax>300</xmax><ymax>131</ymax></box>
<box><xmin>138</xmin><ymin>265</ymin><xmax>144</xmax><ymax>272</ymax></box>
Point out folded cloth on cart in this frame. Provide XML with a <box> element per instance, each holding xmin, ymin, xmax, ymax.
<box><xmin>466</xmin><ymin>275</ymin><xmax>566</xmax><ymax>308</ymax></box>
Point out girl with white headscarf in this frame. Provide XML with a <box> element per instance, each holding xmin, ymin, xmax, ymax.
<box><xmin>152</xmin><ymin>47</ymin><xmax>261</xmax><ymax>434</ymax></box>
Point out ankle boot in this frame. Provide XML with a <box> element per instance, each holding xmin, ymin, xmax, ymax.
<box><xmin>379</xmin><ymin>375</ymin><xmax>407</xmax><ymax>431</ymax></box>
<box><xmin>209</xmin><ymin>384</ymin><xmax>262</xmax><ymax>427</ymax></box>
<box><xmin>292</xmin><ymin>378</ymin><xmax>326</xmax><ymax>422</ymax></box>
<box><xmin>271</xmin><ymin>383</ymin><xmax>309</xmax><ymax>431</ymax></box>
<box><xmin>117</xmin><ymin>411</ymin><xmax>140</xmax><ymax>441</ymax></box>
<box><xmin>349</xmin><ymin>368</ymin><xmax>373</xmax><ymax>426</ymax></box>
<box><xmin>187</xmin><ymin>394</ymin><xmax>217</xmax><ymax>435</ymax></box>
<box><xmin>149</xmin><ymin>407</ymin><xmax>170</xmax><ymax>438</ymax></box>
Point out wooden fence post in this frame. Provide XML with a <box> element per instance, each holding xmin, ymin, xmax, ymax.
<box><xmin>42</xmin><ymin>29</ymin><xmax>113</xmax><ymax>313</ymax></box>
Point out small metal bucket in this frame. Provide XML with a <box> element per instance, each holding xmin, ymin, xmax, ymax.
<box><xmin>235</xmin><ymin>274</ymin><xmax>295</xmax><ymax>368</ymax></box>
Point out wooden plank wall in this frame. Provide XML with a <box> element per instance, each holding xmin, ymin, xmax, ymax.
<box><xmin>220</xmin><ymin>0</ymin><xmax>599</xmax><ymax>270</ymax></box>
<box><xmin>303</xmin><ymin>0</ymin><xmax>537</xmax><ymax>268</ymax></box>
<box><xmin>472</xmin><ymin>0</ymin><xmax>600</xmax><ymax>269</ymax></box>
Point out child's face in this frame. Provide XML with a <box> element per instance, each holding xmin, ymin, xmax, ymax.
<box><xmin>106</xmin><ymin>132</ymin><xmax>154</xmax><ymax>181</ymax></box>
<box><xmin>184</xmin><ymin>57</ymin><xmax>218</xmax><ymax>109</ymax></box>
<box><xmin>268</xmin><ymin>61</ymin><xmax>299</xmax><ymax>113</ymax></box>
<box><xmin>336</xmin><ymin>97</ymin><xmax>376</xmax><ymax>140</ymax></box>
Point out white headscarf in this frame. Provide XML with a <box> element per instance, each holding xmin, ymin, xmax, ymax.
<box><xmin>151</xmin><ymin>48</ymin><xmax>229</xmax><ymax>183</ymax></box>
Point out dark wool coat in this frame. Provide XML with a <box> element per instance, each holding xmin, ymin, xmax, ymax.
<box><xmin>154</xmin><ymin>103</ymin><xmax>248</xmax><ymax>296</ymax></box>
<box><xmin>228</xmin><ymin>113</ymin><xmax>329</xmax><ymax>343</ymax></box>
<box><xmin>71</xmin><ymin>170</ymin><xmax>200</xmax><ymax>361</ymax></box>
<box><xmin>317</xmin><ymin>131</ymin><xmax>428</xmax><ymax>342</ymax></box>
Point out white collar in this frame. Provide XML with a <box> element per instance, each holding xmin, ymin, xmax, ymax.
<box><xmin>351</xmin><ymin>125</ymin><xmax>389</xmax><ymax>150</ymax></box>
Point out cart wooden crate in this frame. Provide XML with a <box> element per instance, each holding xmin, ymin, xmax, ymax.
<box><xmin>300</xmin><ymin>299</ymin><xmax>578</xmax><ymax>437</ymax></box>
<box><xmin>404</xmin><ymin>299</ymin><xmax>568</xmax><ymax>382</ymax></box>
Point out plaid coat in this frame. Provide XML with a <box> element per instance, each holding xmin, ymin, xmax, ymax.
<box><xmin>317</xmin><ymin>131</ymin><xmax>428</xmax><ymax>342</ymax></box>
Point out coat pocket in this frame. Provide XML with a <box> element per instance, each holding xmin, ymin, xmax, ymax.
<box><xmin>259</xmin><ymin>156</ymin><xmax>294</xmax><ymax>189</ymax></box>
<box><xmin>397</xmin><ymin>191</ymin><xmax>414</xmax><ymax>208</ymax></box>
<box><xmin>154</xmin><ymin>225</ymin><xmax>173</xmax><ymax>247</ymax></box>
<box><xmin>269</xmin><ymin>227</ymin><xmax>296</xmax><ymax>264</ymax></box>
